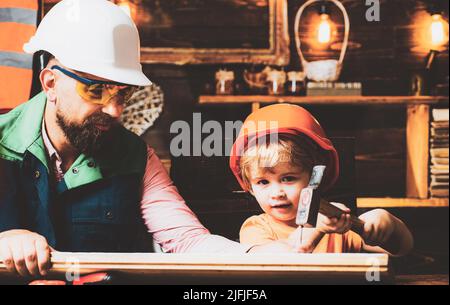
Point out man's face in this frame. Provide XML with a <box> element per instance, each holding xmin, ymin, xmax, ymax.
<box><xmin>51</xmin><ymin>64</ymin><xmax>126</xmax><ymax>156</ymax></box>
<box><xmin>55</xmin><ymin>108</ymin><xmax>118</xmax><ymax>156</ymax></box>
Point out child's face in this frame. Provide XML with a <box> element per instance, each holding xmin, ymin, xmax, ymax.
<box><xmin>248</xmin><ymin>162</ymin><xmax>310</xmax><ymax>225</ymax></box>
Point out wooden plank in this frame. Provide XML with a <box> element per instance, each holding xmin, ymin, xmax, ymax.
<box><xmin>198</xmin><ymin>95</ymin><xmax>449</xmax><ymax>106</ymax></box>
<box><xmin>406</xmin><ymin>104</ymin><xmax>430</xmax><ymax>198</ymax></box>
<box><xmin>0</xmin><ymin>253</ymin><xmax>389</xmax><ymax>283</ymax></box>
<box><xmin>357</xmin><ymin>197</ymin><xmax>449</xmax><ymax>208</ymax></box>
<box><xmin>49</xmin><ymin>252</ymin><xmax>389</xmax><ymax>266</ymax></box>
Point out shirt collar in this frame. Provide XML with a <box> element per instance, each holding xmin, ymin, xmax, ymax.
<box><xmin>0</xmin><ymin>91</ymin><xmax>48</xmax><ymax>168</ymax></box>
<box><xmin>41</xmin><ymin>116</ymin><xmax>62</xmax><ymax>163</ymax></box>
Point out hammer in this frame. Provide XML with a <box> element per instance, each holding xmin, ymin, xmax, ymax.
<box><xmin>295</xmin><ymin>165</ymin><xmax>400</xmax><ymax>254</ymax></box>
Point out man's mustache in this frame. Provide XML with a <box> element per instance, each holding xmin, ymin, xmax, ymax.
<box><xmin>85</xmin><ymin>113</ymin><xmax>118</xmax><ymax>127</ymax></box>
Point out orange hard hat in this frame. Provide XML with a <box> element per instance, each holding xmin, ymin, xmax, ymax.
<box><xmin>229</xmin><ymin>103</ymin><xmax>339</xmax><ymax>192</ymax></box>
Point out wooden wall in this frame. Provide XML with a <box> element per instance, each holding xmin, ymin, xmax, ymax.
<box><xmin>39</xmin><ymin>0</ymin><xmax>449</xmax><ymax>197</ymax></box>
<box><xmin>139</xmin><ymin>0</ymin><xmax>448</xmax><ymax>199</ymax></box>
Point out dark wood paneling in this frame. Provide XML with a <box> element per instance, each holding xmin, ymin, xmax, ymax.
<box><xmin>288</xmin><ymin>0</ymin><xmax>449</xmax><ymax>87</ymax></box>
<box><xmin>42</xmin><ymin>1</ymin><xmax>448</xmax><ymax>198</ymax></box>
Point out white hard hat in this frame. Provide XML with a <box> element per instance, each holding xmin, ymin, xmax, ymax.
<box><xmin>24</xmin><ymin>0</ymin><xmax>151</xmax><ymax>86</ymax></box>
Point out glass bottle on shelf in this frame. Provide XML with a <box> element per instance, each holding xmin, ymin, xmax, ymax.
<box><xmin>286</xmin><ymin>71</ymin><xmax>306</xmax><ymax>96</ymax></box>
<box><xmin>266</xmin><ymin>69</ymin><xmax>286</xmax><ymax>96</ymax></box>
<box><xmin>215</xmin><ymin>69</ymin><xmax>235</xmax><ymax>95</ymax></box>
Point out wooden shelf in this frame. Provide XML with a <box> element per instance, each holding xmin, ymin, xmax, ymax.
<box><xmin>199</xmin><ymin>95</ymin><xmax>449</xmax><ymax>106</ymax></box>
<box><xmin>357</xmin><ymin>197</ymin><xmax>449</xmax><ymax>208</ymax></box>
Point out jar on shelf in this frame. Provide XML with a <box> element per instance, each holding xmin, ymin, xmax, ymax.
<box><xmin>286</xmin><ymin>71</ymin><xmax>306</xmax><ymax>96</ymax></box>
<box><xmin>266</xmin><ymin>69</ymin><xmax>286</xmax><ymax>96</ymax></box>
<box><xmin>215</xmin><ymin>69</ymin><xmax>235</xmax><ymax>95</ymax></box>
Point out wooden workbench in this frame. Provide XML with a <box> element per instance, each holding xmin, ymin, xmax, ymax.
<box><xmin>1</xmin><ymin>252</ymin><xmax>390</xmax><ymax>284</ymax></box>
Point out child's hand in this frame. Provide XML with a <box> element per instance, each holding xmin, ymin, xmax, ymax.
<box><xmin>358</xmin><ymin>209</ymin><xmax>395</xmax><ymax>246</ymax></box>
<box><xmin>288</xmin><ymin>227</ymin><xmax>324</xmax><ymax>253</ymax></box>
<box><xmin>316</xmin><ymin>202</ymin><xmax>352</xmax><ymax>234</ymax></box>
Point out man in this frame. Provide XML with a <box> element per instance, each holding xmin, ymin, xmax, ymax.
<box><xmin>0</xmin><ymin>0</ymin><xmax>249</xmax><ymax>278</ymax></box>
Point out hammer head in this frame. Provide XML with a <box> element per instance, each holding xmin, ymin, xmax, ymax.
<box><xmin>295</xmin><ymin>187</ymin><xmax>321</xmax><ymax>227</ymax></box>
<box><xmin>295</xmin><ymin>165</ymin><xmax>326</xmax><ymax>227</ymax></box>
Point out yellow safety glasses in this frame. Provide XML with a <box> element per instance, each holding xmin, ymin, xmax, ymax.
<box><xmin>51</xmin><ymin>65</ymin><xmax>137</xmax><ymax>105</ymax></box>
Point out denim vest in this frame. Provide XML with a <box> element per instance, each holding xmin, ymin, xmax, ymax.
<box><xmin>0</xmin><ymin>92</ymin><xmax>153</xmax><ymax>252</ymax></box>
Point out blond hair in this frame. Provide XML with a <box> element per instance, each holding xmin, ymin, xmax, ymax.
<box><xmin>240</xmin><ymin>133</ymin><xmax>325</xmax><ymax>190</ymax></box>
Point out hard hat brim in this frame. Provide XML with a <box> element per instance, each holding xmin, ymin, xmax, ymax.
<box><xmin>62</xmin><ymin>60</ymin><xmax>152</xmax><ymax>87</ymax></box>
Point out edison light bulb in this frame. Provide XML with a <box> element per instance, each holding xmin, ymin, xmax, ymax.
<box><xmin>317</xmin><ymin>13</ymin><xmax>332</xmax><ymax>43</ymax></box>
<box><xmin>430</xmin><ymin>14</ymin><xmax>448</xmax><ymax>47</ymax></box>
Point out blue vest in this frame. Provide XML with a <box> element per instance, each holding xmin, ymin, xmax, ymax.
<box><xmin>0</xmin><ymin>152</ymin><xmax>153</xmax><ymax>252</ymax></box>
<box><xmin>0</xmin><ymin>93</ymin><xmax>153</xmax><ymax>252</ymax></box>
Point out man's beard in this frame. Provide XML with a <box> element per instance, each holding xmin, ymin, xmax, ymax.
<box><xmin>56</xmin><ymin>110</ymin><xmax>118</xmax><ymax>157</ymax></box>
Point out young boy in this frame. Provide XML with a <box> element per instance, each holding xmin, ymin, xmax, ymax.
<box><xmin>230</xmin><ymin>104</ymin><xmax>414</xmax><ymax>256</ymax></box>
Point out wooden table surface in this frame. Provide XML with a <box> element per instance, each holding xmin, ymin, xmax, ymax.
<box><xmin>2</xmin><ymin>252</ymin><xmax>448</xmax><ymax>285</ymax></box>
<box><xmin>1</xmin><ymin>252</ymin><xmax>392</xmax><ymax>285</ymax></box>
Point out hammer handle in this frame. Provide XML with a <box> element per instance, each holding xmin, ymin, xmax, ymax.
<box><xmin>319</xmin><ymin>200</ymin><xmax>401</xmax><ymax>254</ymax></box>
<box><xmin>319</xmin><ymin>200</ymin><xmax>365</xmax><ymax>234</ymax></box>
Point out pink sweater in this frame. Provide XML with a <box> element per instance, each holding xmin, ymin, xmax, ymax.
<box><xmin>42</xmin><ymin>122</ymin><xmax>249</xmax><ymax>253</ymax></box>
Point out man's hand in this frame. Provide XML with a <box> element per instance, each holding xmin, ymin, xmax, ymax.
<box><xmin>358</xmin><ymin>209</ymin><xmax>395</xmax><ymax>246</ymax></box>
<box><xmin>0</xmin><ymin>230</ymin><xmax>51</xmax><ymax>277</ymax></box>
<box><xmin>316</xmin><ymin>202</ymin><xmax>352</xmax><ymax>234</ymax></box>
